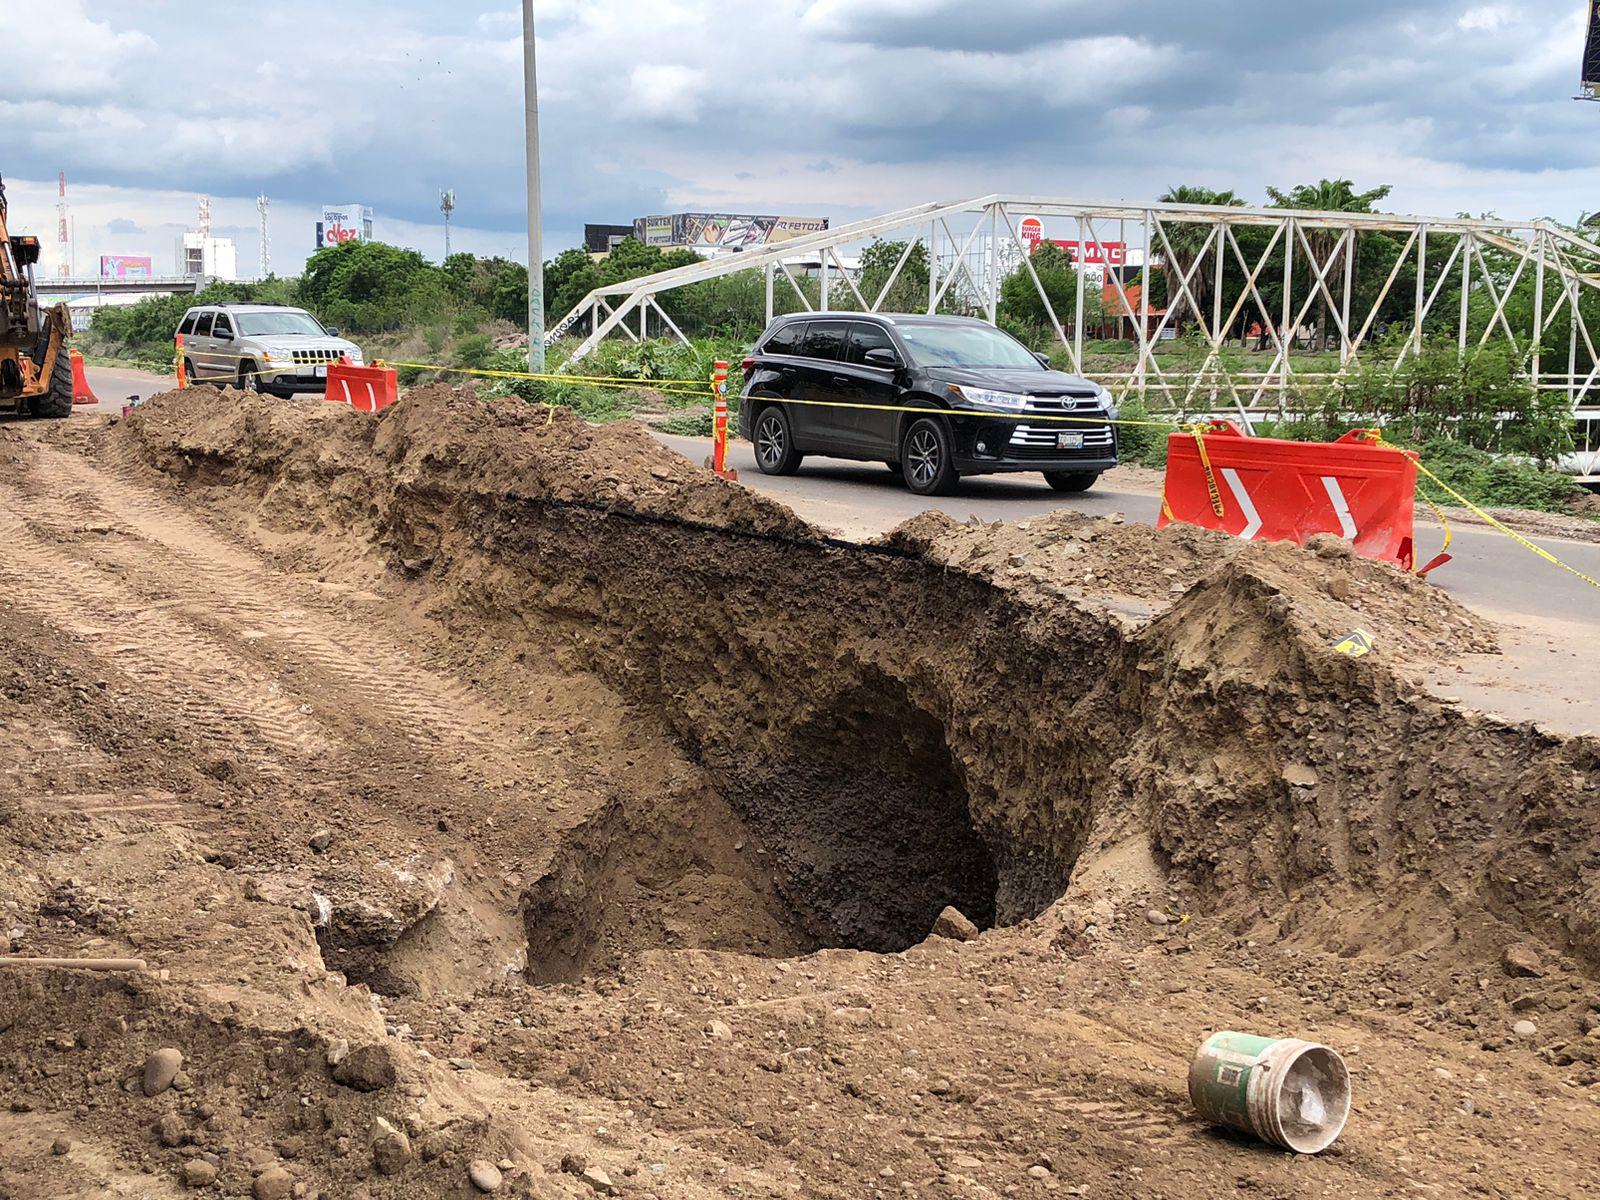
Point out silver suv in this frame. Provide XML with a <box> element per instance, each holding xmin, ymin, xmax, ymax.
<box><xmin>176</xmin><ymin>303</ymin><xmax>364</xmax><ymax>396</ymax></box>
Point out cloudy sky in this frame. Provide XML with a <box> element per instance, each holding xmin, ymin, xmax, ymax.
<box><xmin>5</xmin><ymin>0</ymin><xmax>1597</xmax><ymax>278</ymax></box>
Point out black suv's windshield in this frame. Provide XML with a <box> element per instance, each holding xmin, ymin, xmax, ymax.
<box><xmin>237</xmin><ymin>312</ymin><xmax>326</xmax><ymax>337</ymax></box>
<box><xmin>896</xmin><ymin>323</ymin><xmax>1042</xmax><ymax>370</ymax></box>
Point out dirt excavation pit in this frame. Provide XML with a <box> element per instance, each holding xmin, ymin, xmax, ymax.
<box><xmin>518</xmin><ymin>672</ymin><xmax>1000</xmax><ymax>984</ymax></box>
<box><xmin>2</xmin><ymin>385</ymin><xmax>1599</xmax><ymax>1199</ymax></box>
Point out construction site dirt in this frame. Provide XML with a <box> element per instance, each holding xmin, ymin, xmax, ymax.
<box><xmin>1</xmin><ymin>385</ymin><xmax>1597</xmax><ymax>1199</ymax></box>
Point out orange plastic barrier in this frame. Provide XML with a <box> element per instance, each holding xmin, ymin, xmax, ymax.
<box><xmin>324</xmin><ymin>360</ymin><xmax>398</xmax><ymax>414</ymax></box>
<box><xmin>1158</xmin><ymin>422</ymin><xmax>1428</xmax><ymax>571</ymax></box>
<box><xmin>69</xmin><ymin>349</ymin><xmax>99</xmax><ymax>406</ymax></box>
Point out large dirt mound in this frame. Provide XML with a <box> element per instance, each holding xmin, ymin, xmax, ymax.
<box><xmin>106</xmin><ymin>386</ymin><xmax>1585</xmax><ymax>957</ymax></box>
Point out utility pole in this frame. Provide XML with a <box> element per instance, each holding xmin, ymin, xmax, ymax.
<box><xmin>440</xmin><ymin>189</ymin><xmax>455</xmax><ymax>259</ymax></box>
<box><xmin>522</xmin><ymin>0</ymin><xmax>545</xmax><ymax>371</ymax></box>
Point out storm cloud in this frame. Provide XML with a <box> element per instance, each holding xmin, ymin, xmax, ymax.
<box><xmin>4</xmin><ymin>0</ymin><xmax>1594</xmax><ymax>276</ymax></box>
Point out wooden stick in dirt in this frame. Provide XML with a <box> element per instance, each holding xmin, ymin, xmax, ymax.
<box><xmin>0</xmin><ymin>957</ymin><xmax>148</xmax><ymax>972</ymax></box>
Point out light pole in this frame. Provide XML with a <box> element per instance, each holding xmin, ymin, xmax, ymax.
<box><xmin>522</xmin><ymin>0</ymin><xmax>545</xmax><ymax>371</ymax></box>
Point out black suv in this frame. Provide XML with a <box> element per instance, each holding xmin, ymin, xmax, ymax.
<box><xmin>737</xmin><ymin>313</ymin><xmax>1117</xmax><ymax>496</ymax></box>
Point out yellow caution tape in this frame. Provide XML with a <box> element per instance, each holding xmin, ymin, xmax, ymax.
<box><xmin>1410</xmin><ymin>458</ymin><xmax>1600</xmax><ymax>592</ymax></box>
<box><xmin>1187</xmin><ymin>425</ymin><xmax>1226</xmax><ymax>518</ymax></box>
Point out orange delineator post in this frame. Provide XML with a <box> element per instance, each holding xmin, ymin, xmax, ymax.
<box><xmin>704</xmin><ymin>359</ymin><xmax>738</xmax><ymax>481</ymax></box>
<box><xmin>1158</xmin><ymin>421</ymin><xmax>1427</xmax><ymax>571</ymax></box>
<box><xmin>323</xmin><ymin>356</ymin><xmax>399</xmax><ymax>413</ymax></box>
<box><xmin>69</xmin><ymin>349</ymin><xmax>99</xmax><ymax>405</ymax></box>
<box><xmin>174</xmin><ymin>334</ymin><xmax>187</xmax><ymax>389</ymax></box>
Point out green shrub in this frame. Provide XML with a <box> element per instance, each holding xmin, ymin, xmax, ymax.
<box><xmin>1407</xmin><ymin>437</ymin><xmax>1579</xmax><ymax>512</ymax></box>
<box><xmin>454</xmin><ymin>332</ymin><xmax>493</xmax><ymax>371</ymax></box>
<box><xmin>1112</xmin><ymin>395</ymin><xmax>1174</xmax><ymax>469</ymax></box>
<box><xmin>656</xmin><ymin>409</ymin><xmax>716</xmax><ymax>436</ymax></box>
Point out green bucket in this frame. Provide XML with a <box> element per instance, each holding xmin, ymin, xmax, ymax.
<box><xmin>1188</xmin><ymin>1031</ymin><xmax>1351</xmax><ymax>1154</ymax></box>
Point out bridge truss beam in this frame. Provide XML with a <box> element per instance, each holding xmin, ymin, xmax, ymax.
<box><xmin>548</xmin><ymin>194</ymin><xmax>1600</xmax><ymax>474</ymax></box>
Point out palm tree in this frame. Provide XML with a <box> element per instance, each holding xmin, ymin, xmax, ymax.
<box><xmin>1266</xmin><ymin>179</ymin><xmax>1392</xmax><ymax>352</ymax></box>
<box><xmin>1157</xmin><ymin>186</ymin><xmax>1246</xmax><ymax>334</ymax></box>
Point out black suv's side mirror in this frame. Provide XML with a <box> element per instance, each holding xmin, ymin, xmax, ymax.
<box><xmin>864</xmin><ymin>347</ymin><xmax>900</xmax><ymax>369</ymax></box>
<box><xmin>1034</xmin><ymin>352</ymin><xmax>1050</xmax><ymax>367</ymax></box>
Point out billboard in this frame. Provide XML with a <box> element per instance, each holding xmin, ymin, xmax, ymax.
<box><xmin>637</xmin><ymin>216</ymin><xmax>675</xmax><ymax>246</ymax></box>
<box><xmin>316</xmin><ymin>204</ymin><xmax>374</xmax><ymax>249</ymax></box>
<box><xmin>1585</xmin><ymin>0</ymin><xmax>1600</xmax><ymax>96</ymax></box>
<box><xmin>100</xmin><ymin>254</ymin><xmax>153</xmax><ymax>278</ymax></box>
<box><xmin>631</xmin><ymin>213</ymin><xmax>829</xmax><ymax>250</ymax></box>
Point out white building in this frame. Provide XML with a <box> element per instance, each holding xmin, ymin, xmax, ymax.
<box><xmin>180</xmin><ymin>233</ymin><xmax>237</xmax><ymax>280</ymax></box>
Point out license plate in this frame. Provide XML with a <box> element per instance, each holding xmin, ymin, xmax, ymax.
<box><xmin>314</xmin><ymin>365</ymin><xmax>327</xmax><ymax>378</ymax></box>
<box><xmin>1057</xmin><ymin>432</ymin><xmax>1084</xmax><ymax>449</ymax></box>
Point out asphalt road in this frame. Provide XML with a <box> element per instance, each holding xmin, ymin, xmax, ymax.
<box><xmin>77</xmin><ymin>364</ymin><xmax>1599</xmax><ymax>631</ymax></box>
<box><xmin>654</xmin><ymin>432</ymin><xmax>1600</xmax><ymax>630</ymax></box>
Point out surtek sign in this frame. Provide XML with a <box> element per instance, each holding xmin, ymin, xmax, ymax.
<box><xmin>316</xmin><ymin>205</ymin><xmax>374</xmax><ymax>249</ymax></box>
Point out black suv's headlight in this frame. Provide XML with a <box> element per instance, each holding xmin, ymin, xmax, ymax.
<box><xmin>950</xmin><ymin>385</ymin><xmax>1029</xmax><ymax>412</ymax></box>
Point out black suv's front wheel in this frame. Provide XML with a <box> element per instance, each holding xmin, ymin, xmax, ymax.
<box><xmin>901</xmin><ymin>415</ymin><xmax>959</xmax><ymax>496</ymax></box>
<box><xmin>752</xmin><ymin>404</ymin><xmax>802</xmax><ymax>476</ymax></box>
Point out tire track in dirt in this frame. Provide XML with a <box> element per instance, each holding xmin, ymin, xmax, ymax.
<box><xmin>0</xmin><ymin>514</ymin><xmax>327</xmax><ymax>773</ymax></box>
<box><xmin>17</xmin><ymin>444</ymin><xmax>502</xmax><ymax>757</ymax></box>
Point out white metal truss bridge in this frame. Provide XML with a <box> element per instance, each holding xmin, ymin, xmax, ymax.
<box><xmin>549</xmin><ymin>194</ymin><xmax>1600</xmax><ymax>476</ymax></box>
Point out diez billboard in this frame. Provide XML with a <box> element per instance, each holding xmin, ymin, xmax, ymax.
<box><xmin>316</xmin><ymin>205</ymin><xmax>374</xmax><ymax>249</ymax></box>
<box><xmin>100</xmin><ymin>255</ymin><xmax>153</xmax><ymax>278</ymax></box>
<box><xmin>1585</xmin><ymin>0</ymin><xmax>1600</xmax><ymax>96</ymax></box>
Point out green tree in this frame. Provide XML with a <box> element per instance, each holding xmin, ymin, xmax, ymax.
<box><xmin>1267</xmin><ymin>179</ymin><xmax>1393</xmax><ymax>351</ymax></box>
<box><xmin>859</xmin><ymin>239</ymin><xmax>930</xmax><ymax>313</ymax></box>
<box><xmin>998</xmin><ymin>242</ymin><xmax>1101</xmax><ymax>340</ymax></box>
<box><xmin>1156</xmin><ymin>186</ymin><xmax>1246</xmax><ymax>333</ymax></box>
<box><xmin>299</xmin><ymin>240</ymin><xmax>444</xmax><ymax>331</ymax></box>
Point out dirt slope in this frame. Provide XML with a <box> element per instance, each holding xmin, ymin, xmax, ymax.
<box><xmin>0</xmin><ymin>387</ymin><xmax>1596</xmax><ymax>1199</ymax></box>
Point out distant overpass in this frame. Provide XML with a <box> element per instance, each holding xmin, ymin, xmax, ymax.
<box><xmin>35</xmin><ymin>276</ymin><xmax>202</xmax><ymax>300</ymax></box>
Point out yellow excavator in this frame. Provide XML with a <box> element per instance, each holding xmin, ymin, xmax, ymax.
<box><xmin>0</xmin><ymin>175</ymin><xmax>72</xmax><ymax>419</ymax></box>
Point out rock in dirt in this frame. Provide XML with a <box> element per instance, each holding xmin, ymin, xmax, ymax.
<box><xmin>155</xmin><ymin>1111</ymin><xmax>187</xmax><ymax>1146</ymax></box>
<box><xmin>468</xmin><ymin>1159</ymin><xmax>503</xmax><ymax>1192</ymax></box>
<box><xmin>50</xmin><ymin>1137</ymin><xmax>70</xmax><ymax>1156</ymax></box>
<box><xmin>581</xmin><ymin>1167</ymin><xmax>616</xmax><ymax>1194</ymax></box>
<box><xmin>1281</xmin><ymin>762</ymin><xmax>1319</xmax><ymax>788</ymax></box>
<box><xmin>930</xmin><ymin>905</ymin><xmax>979</xmax><ymax>942</ymax></box>
<box><xmin>181</xmin><ymin>1157</ymin><xmax>218</xmax><ymax>1188</ymax></box>
<box><xmin>142</xmin><ymin>1047</ymin><xmax>183</xmax><ymax>1096</ymax></box>
<box><xmin>332</xmin><ymin>1041</ymin><xmax>401</xmax><ymax>1091</ymax></box>
<box><xmin>704</xmin><ymin>1020</ymin><xmax>733</xmax><ymax>1041</ymax></box>
<box><xmin>1513</xmin><ymin>1019</ymin><xmax>1539</xmax><ymax>1039</ymax></box>
<box><xmin>1503</xmin><ymin>943</ymin><xmax>1544</xmax><ymax>978</ymax></box>
<box><xmin>253</xmin><ymin>1166</ymin><xmax>294</xmax><ymax>1200</ymax></box>
<box><xmin>370</xmin><ymin>1116</ymin><xmax>412</xmax><ymax>1176</ymax></box>
<box><xmin>308</xmin><ymin>828</ymin><xmax>332</xmax><ymax>853</ymax></box>
<box><xmin>1145</xmin><ymin>909</ymin><xmax>1171</xmax><ymax>926</ymax></box>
